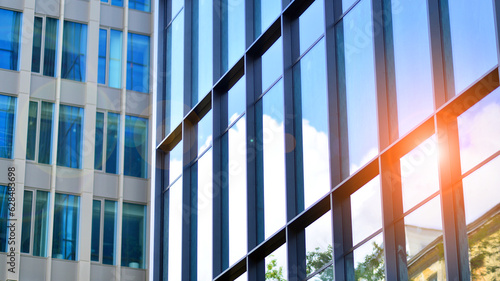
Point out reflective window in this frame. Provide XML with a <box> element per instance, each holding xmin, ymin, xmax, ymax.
<box><xmin>392</xmin><ymin>0</ymin><xmax>434</xmax><ymax>137</ymax></box>
<box><xmin>165</xmin><ymin>10</ymin><xmax>184</xmax><ymax>134</ymax></box>
<box><xmin>127</xmin><ymin>33</ymin><xmax>150</xmax><ymax>93</ymax></box>
<box><xmin>448</xmin><ymin>0</ymin><xmax>498</xmax><ymax>94</ymax></box>
<box><xmin>129</xmin><ymin>0</ymin><xmax>151</xmax><ymax>12</ymax></box>
<box><xmin>91</xmin><ymin>199</ymin><xmax>118</xmax><ymax>264</ymax></box>
<box><xmin>338</xmin><ymin>0</ymin><xmax>378</xmax><ymax>174</ymax></box>
<box><xmin>124</xmin><ymin>116</ymin><xmax>148</xmax><ymax>178</ymax></box>
<box><xmin>458</xmin><ymin>88</ymin><xmax>500</xmax><ymax>173</ymax></box>
<box><xmin>21</xmin><ymin>191</ymin><xmax>33</xmax><ymax>254</ymax></box>
<box><xmin>192</xmin><ymin>0</ymin><xmax>212</xmax><ymax>105</ymax></box>
<box><xmin>0</xmin><ymin>8</ymin><xmax>21</xmax><ymax>71</ymax></box>
<box><xmin>0</xmin><ymin>186</ymin><xmax>8</xmax><ymax>252</ymax></box>
<box><xmin>61</xmin><ymin>21</ymin><xmax>87</xmax><ymax>81</ymax></box>
<box><xmin>342</xmin><ymin>0</ymin><xmax>357</xmax><ymax>12</ymax></box>
<box><xmin>52</xmin><ymin>193</ymin><xmax>80</xmax><ymax>261</ymax></box>
<box><xmin>98</xmin><ymin>29</ymin><xmax>107</xmax><ymax>84</ymax></box>
<box><xmin>168</xmin><ymin>141</ymin><xmax>183</xmax><ymax>184</ymax></box>
<box><xmin>33</xmin><ymin>191</ymin><xmax>50</xmax><ymax>257</ymax></box>
<box><xmin>264</xmin><ymin>244</ymin><xmax>287</xmax><ymax>280</ymax></box>
<box><xmin>26</xmin><ymin>101</ymin><xmax>54</xmax><ymax>164</ymax></box>
<box><xmin>121</xmin><ymin>203</ymin><xmax>146</xmax><ymax>268</ymax></box>
<box><xmin>198</xmin><ymin>111</ymin><xmax>212</xmax><ymax>155</ymax></box>
<box><xmin>351</xmin><ymin>176</ymin><xmax>382</xmax><ymax>246</ymax></box>
<box><xmin>91</xmin><ymin>200</ymin><xmax>101</xmax><ymax>262</ymax></box>
<box><xmin>171</xmin><ymin>0</ymin><xmax>183</xmax><ymax>17</ymax></box>
<box><xmin>57</xmin><ymin>105</ymin><xmax>83</xmax><ymax>169</ymax></box>
<box><xmin>261</xmin><ymin>38</ymin><xmax>283</xmax><ymax>93</ymax></box>
<box><xmin>110</xmin><ymin>0</ymin><xmax>123</xmax><ymax>7</ymax></box>
<box><xmin>94</xmin><ymin>112</ymin><xmax>105</xmax><ymax>170</ymax></box>
<box><xmin>254</xmin><ymin>0</ymin><xmax>280</xmax><ymax>38</ymax></box>
<box><xmin>106</xmin><ymin>112</ymin><xmax>120</xmax><ymax>174</ymax></box>
<box><xmin>298</xmin><ymin>0</ymin><xmax>324</xmax><ymax>56</ymax></box>
<box><xmin>353</xmin><ymin>233</ymin><xmax>385</xmax><ymax>280</ymax></box>
<box><xmin>31</xmin><ymin>16</ymin><xmax>58</xmax><ymax>76</ymax></box>
<box><xmin>165</xmin><ymin>179</ymin><xmax>182</xmax><ymax>280</ymax></box>
<box><xmin>99</xmin><ymin>29</ymin><xmax>123</xmax><ymax>88</ymax></box>
<box><xmin>197</xmin><ymin>150</ymin><xmax>213</xmax><ymax>281</ymax></box>
<box><xmin>305</xmin><ymin>211</ymin><xmax>333</xmax><ymax>279</ymax></box>
<box><xmin>228</xmin><ymin>76</ymin><xmax>246</xmax><ymax>126</ymax></box>
<box><xmin>221</xmin><ymin>0</ymin><xmax>245</xmax><ymax>73</ymax></box>
<box><xmin>0</xmin><ymin>95</ymin><xmax>16</xmax><ymax>159</ymax></box>
<box><xmin>293</xmin><ymin>39</ymin><xmax>330</xmax><ymax>209</ymax></box>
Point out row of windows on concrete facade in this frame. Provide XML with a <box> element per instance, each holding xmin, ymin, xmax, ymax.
<box><xmin>0</xmin><ymin>186</ymin><xmax>147</xmax><ymax>269</ymax></box>
<box><xmin>0</xmin><ymin>8</ymin><xmax>150</xmax><ymax>93</ymax></box>
<box><xmin>0</xmin><ymin>94</ymin><xmax>148</xmax><ymax>178</ymax></box>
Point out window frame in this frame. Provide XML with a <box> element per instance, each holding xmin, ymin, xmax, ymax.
<box><xmin>20</xmin><ymin>189</ymin><xmax>50</xmax><ymax>257</ymax></box>
<box><xmin>56</xmin><ymin>104</ymin><xmax>84</xmax><ymax>169</ymax></box>
<box><xmin>124</xmin><ymin>114</ymin><xmax>148</xmax><ymax>178</ymax></box>
<box><xmin>91</xmin><ymin>198</ymin><xmax>118</xmax><ymax>265</ymax></box>
<box><xmin>121</xmin><ymin>201</ymin><xmax>147</xmax><ymax>269</ymax></box>
<box><xmin>98</xmin><ymin>27</ymin><xmax>123</xmax><ymax>88</ymax></box>
<box><xmin>26</xmin><ymin>100</ymin><xmax>54</xmax><ymax>164</ymax></box>
<box><xmin>94</xmin><ymin>110</ymin><xmax>121</xmax><ymax>174</ymax></box>
<box><xmin>31</xmin><ymin>15</ymin><xmax>59</xmax><ymax>77</ymax></box>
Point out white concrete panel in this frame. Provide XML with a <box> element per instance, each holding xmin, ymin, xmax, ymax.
<box><xmin>0</xmin><ymin>70</ymin><xmax>20</xmax><ymax>95</ymax></box>
<box><xmin>64</xmin><ymin>0</ymin><xmax>89</xmax><ymax>22</ymax></box>
<box><xmin>25</xmin><ymin>162</ymin><xmax>52</xmax><ymax>190</ymax></box>
<box><xmin>123</xmin><ymin>176</ymin><xmax>148</xmax><ymax>203</ymax></box>
<box><xmin>55</xmin><ymin>167</ymin><xmax>83</xmax><ymax>193</ymax></box>
<box><xmin>30</xmin><ymin>75</ymin><xmax>57</xmax><ymax>101</ymax></box>
<box><xmin>51</xmin><ymin>259</ymin><xmax>78</xmax><ymax>281</ymax></box>
<box><xmin>20</xmin><ymin>256</ymin><xmax>47</xmax><ymax>281</ymax></box>
<box><xmin>99</xmin><ymin>4</ymin><xmax>124</xmax><ymax>30</ymax></box>
<box><xmin>34</xmin><ymin>0</ymin><xmax>60</xmax><ymax>17</ymax></box>
<box><xmin>97</xmin><ymin>86</ymin><xmax>121</xmax><ymax>112</ymax></box>
<box><xmin>126</xmin><ymin>91</ymin><xmax>150</xmax><ymax>117</ymax></box>
<box><xmin>128</xmin><ymin>9</ymin><xmax>152</xmax><ymax>34</ymax></box>
<box><xmin>93</xmin><ymin>172</ymin><xmax>119</xmax><ymax>199</ymax></box>
<box><xmin>60</xmin><ymin>79</ymin><xmax>86</xmax><ymax>107</ymax></box>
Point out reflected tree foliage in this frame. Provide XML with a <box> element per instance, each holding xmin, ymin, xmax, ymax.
<box><xmin>354</xmin><ymin>242</ymin><xmax>385</xmax><ymax>281</ymax></box>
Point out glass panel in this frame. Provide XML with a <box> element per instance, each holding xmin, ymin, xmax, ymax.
<box><xmin>0</xmin><ymin>95</ymin><xmax>16</xmax><ymax>159</ymax></box>
<box><xmin>166</xmin><ymin>179</ymin><xmax>182</xmax><ymax>280</ymax></box>
<box><xmin>124</xmin><ymin>116</ymin><xmax>148</xmax><ymax>178</ymax></box>
<box><xmin>103</xmin><ymin>200</ymin><xmax>117</xmax><ymax>265</ymax></box>
<box><xmin>61</xmin><ymin>21</ymin><xmax>87</xmax><ymax>81</ymax></box>
<box><xmin>111</xmin><ymin>0</ymin><xmax>123</xmax><ymax>7</ymax></box>
<box><xmin>261</xmin><ymin>38</ymin><xmax>283</xmax><ymax>93</ymax></box>
<box><xmin>458</xmin><ymin>88</ymin><xmax>500</xmax><ymax>174</ymax></box>
<box><xmin>305</xmin><ymin>211</ymin><xmax>333</xmax><ymax>278</ymax></box>
<box><xmin>261</xmin><ymin>80</ymin><xmax>286</xmax><ymax>239</ymax></box>
<box><xmin>228</xmin><ymin>117</ymin><xmax>247</xmax><ymax>265</ymax></box>
<box><xmin>106</xmin><ymin>112</ymin><xmax>120</xmax><ymax>174</ymax></box>
<box><xmin>109</xmin><ymin>29</ymin><xmax>122</xmax><ymax>88</ymax></box>
<box><xmin>228</xmin><ymin>76</ymin><xmax>246</xmax><ymax>126</ymax></box>
<box><xmin>121</xmin><ymin>203</ymin><xmax>146</xmax><ymax>268</ymax></box>
<box><xmin>21</xmin><ymin>191</ymin><xmax>33</xmax><ymax>254</ymax></box>
<box><xmin>353</xmin><ymin>233</ymin><xmax>385</xmax><ymax>280</ymax></box>
<box><xmin>462</xmin><ymin>155</ymin><xmax>500</xmax><ymax>280</ymax></box>
<box><xmin>0</xmin><ymin>186</ymin><xmax>8</xmax><ymax>252</ymax></box>
<box><xmin>405</xmin><ymin>197</ymin><xmax>446</xmax><ymax>280</ymax></box>
<box><xmin>52</xmin><ymin>193</ymin><xmax>79</xmax><ymax>260</ymax></box>
<box><xmin>338</xmin><ymin>0</ymin><xmax>378</xmax><ymax>174</ymax></box>
<box><xmin>98</xmin><ymin>29</ymin><xmax>107</xmax><ymax>85</ymax></box>
<box><xmin>33</xmin><ymin>190</ymin><xmax>49</xmax><ymax>257</ymax></box>
<box><xmin>95</xmin><ymin>112</ymin><xmax>104</xmax><ymax>170</ymax></box>
<box><xmin>91</xmin><ymin>200</ymin><xmax>101</xmax><ymax>262</ymax></box>
<box><xmin>127</xmin><ymin>33</ymin><xmax>150</xmax><ymax>93</ymax></box>
<box><xmin>198</xmin><ymin>110</ymin><xmax>213</xmax><ymax>155</ymax></box>
<box><xmin>168</xmin><ymin>142</ymin><xmax>183</xmax><ymax>185</ymax></box>
<box><xmin>221</xmin><ymin>0</ymin><xmax>245</xmax><ymax>73</ymax></box>
<box><xmin>293</xmin><ymin>40</ymin><xmax>330</xmax><ymax>209</ymax></box>
<box><xmin>308</xmin><ymin>265</ymin><xmax>334</xmax><ymax>281</ymax></box>
<box><xmin>38</xmin><ymin>102</ymin><xmax>54</xmax><ymax>164</ymax></box>
<box><xmin>351</xmin><ymin>176</ymin><xmax>382</xmax><ymax>246</ymax></box>
<box><xmin>165</xmin><ymin>10</ymin><xmax>184</xmax><ymax>134</ymax></box>
<box><xmin>392</xmin><ymin>0</ymin><xmax>434</xmax><ymax>137</ymax></box>
<box><xmin>254</xmin><ymin>0</ymin><xmax>280</xmax><ymax>38</ymax></box>
<box><xmin>0</xmin><ymin>9</ymin><xmax>21</xmax><ymax>71</ymax></box>
<box><xmin>400</xmin><ymin>136</ymin><xmax>439</xmax><ymax>212</ymax></box>
<box><xmin>448</xmin><ymin>0</ymin><xmax>497</xmax><ymax>94</ymax></box>
<box><xmin>43</xmin><ymin>17</ymin><xmax>58</xmax><ymax>77</ymax></box>
<box><xmin>198</xmin><ymin>150</ymin><xmax>212</xmax><ymax>281</ymax></box>
<box><xmin>192</xmin><ymin>0</ymin><xmax>212</xmax><ymax>105</ymax></box>
<box><xmin>57</xmin><ymin>105</ymin><xmax>83</xmax><ymax>169</ymax></box>
<box><xmin>26</xmin><ymin>101</ymin><xmax>38</xmax><ymax>161</ymax></box>
<box><xmin>129</xmin><ymin>0</ymin><xmax>151</xmax><ymax>12</ymax></box>
<box><xmin>343</xmin><ymin>0</ymin><xmax>357</xmax><ymax>12</ymax></box>
<box><xmin>298</xmin><ymin>0</ymin><xmax>324</xmax><ymax>56</ymax></box>
<box><xmin>31</xmin><ymin>17</ymin><xmax>43</xmax><ymax>73</ymax></box>
<box><xmin>264</xmin><ymin>244</ymin><xmax>287</xmax><ymax>280</ymax></box>
<box><xmin>171</xmin><ymin>0</ymin><xmax>183</xmax><ymax>17</ymax></box>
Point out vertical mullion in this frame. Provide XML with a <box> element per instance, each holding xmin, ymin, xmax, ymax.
<box><xmin>437</xmin><ymin>0</ymin><xmax>456</xmax><ymax>101</ymax></box>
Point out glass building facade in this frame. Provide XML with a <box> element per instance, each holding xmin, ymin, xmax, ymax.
<box><xmin>155</xmin><ymin>0</ymin><xmax>500</xmax><ymax>281</ymax></box>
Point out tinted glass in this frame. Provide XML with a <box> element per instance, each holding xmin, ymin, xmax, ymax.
<box><xmin>26</xmin><ymin>101</ymin><xmax>38</xmax><ymax>161</ymax></box>
<box><xmin>91</xmin><ymin>200</ymin><xmax>101</xmax><ymax>262</ymax></box>
<box><xmin>38</xmin><ymin>102</ymin><xmax>54</xmax><ymax>164</ymax></box>
<box><xmin>33</xmin><ymin>191</ymin><xmax>49</xmax><ymax>257</ymax></box>
<box><xmin>106</xmin><ymin>112</ymin><xmax>120</xmax><ymax>174</ymax></box>
<box><xmin>109</xmin><ymin>30</ymin><xmax>122</xmax><ymax>88</ymax></box>
<box><xmin>57</xmin><ymin>105</ymin><xmax>83</xmax><ymax>169</ymax></box>
<box><xmin>124</xmin><ymin>116</ymin><xmax>148</xmax><ymax>178</ymax></box>
<box><xmin>197</xmin><ymin>150</ymin><xmax>213</xmax><ymax>280</ymax></box>
<box><xmin>21</xmin><ymin>191</ymin><xmax>33</xmax><ymax>254</ymax></box>
<box><xmin>61</xmin><ymin>21</ymin><xmax>87</xmax><ymax>81</ymax></box>
<box><xmin>103</xmin><ymin>200</ymin><xmax>117</xmax><ymax>265</ymax></box>
<box><xmin>298</xmin><ymin>0</ymin><xmax>324</xmax><ymax>55</ymax></box>
<box><xmin>52</xmin><ymin>193</ymin><xmax>79</xmax><ymax>260</ymax></box>
<box><xmin>129</xmin><ymin>0</ymin><xmax>151</xmax><ymax>12</ymax></box>
<box><xmin>121</xmin><ymin>203</ymin><xmax>146</xmax><ymax>268</ymax></box>
<box><xmin>127</xmin><ymin>33</ymin><xmax>150</xmax><ymax>93</ymax></box>
<box><xmin>221</xmin><ymin>0</ymin><xmax>245</xmax><ymax>73</ymax></box>
<box><xmin>0</xmin><ymin>186</ymin><xmax>7</xmax><ymax>252</ymax></box>
<box><xmin>198</xmin><ymin>110</ymin><xmax>212</xmax><ymax>155</ymax></box>
<box><xmin>167</xmin><ymin>179</ymin><xmax>182</xmax><ymax>279</ymax></box>
<box><xmin>228</xmin><ymin>76</ymin><xmax>246</xmax><ymax>126</ymax></box>
<box><xmin>98</xmin><ymin>29</ymin><xmax>107</xmax><ymax>84</ymax></box>
<box><xmin>305</xmin><ymin>211</ymin><xmax>333</xmax><ymax>279</ymax></box>
<box><xmin>95</xmin><ymin>112</ymin><xmax>105</xmax><ymax>170</ymax></box>
<box><xmin>0</xmin><ymin>95</ymin><xmax>16</xmax><ymax>159</ymax></box>
<box><xmin>0</xmin><ymin>9</ymin><xmax>21</xmax><ymax>71</ymax></box>
<box><xmin>350</xmin><ymin>176</ymin><xmax>382</xmax><ymax>246</ymax></box>
<box><xmin>254</xmin><ymin>0</ymin><xmax>280</xmax><ymax>38</ymax></box>
<box><xmin>32</xmin><ymin>17</ymin><xmax>43</xmax><ymax>73</ymax></box>
<box><xmin>261</xmin><ymin>38</ymin><xmax>283</xmax><ymax>93</ymax></box>
<box><xmin>43</xmin><ymin>17</ymin><xmax>58</xmax><ymax>77</ymax></box>
<box><xmin>192</xmin><ymin>0</ymin><xmax>212</xmax><ymax>105</ymax></box>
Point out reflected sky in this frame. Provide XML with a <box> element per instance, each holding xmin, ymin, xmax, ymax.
<box><xmin>261</xmin><ymin>38</ymin><xmax>283</xmax><ymax>93</ymax></box>
<box><xmin>351</xmin><ymin>176</ymin><xmax>382</xmax><ymax>246</ymax></box>
<box><xmin>298</xmin><ymin>0</ymin><xmax>324</xmax><ymax>56</ymax></box>
<box><xmin>228</xmin><ymin>77</ymin><xmax>246</xmax><ymax>126</ymax></box>
<box><xmin>193</xmin><ymin>0</ymin><xmax>213</xmax><ymax>105</ymax></box>
<box><xmin>198</xmin><ymin>110</ymin><xmax>213</xmax><ymax>155</ymax></box>
<box><xmin>166</xmin><ymin>178</ymin><xmax>183</xmax><ymax>281</ymax></box>
<box><xmin>222</xmin><ymin>0</ymin><xmax>245</xmax><ymax>73</ymax></box>
<box><xmin>168</xmin><ymin>142</ymin><xmax>183</xmax><ymax>185</ymax></box>
<box><xmin>197</xmin><ymin>150</ymin><xmax>213</xmax><ymax>281</ymax></box>
<box><xmin>255</xmin><ymin>0</ymin><xmax>280</xmax><ymax>39</ymax></box>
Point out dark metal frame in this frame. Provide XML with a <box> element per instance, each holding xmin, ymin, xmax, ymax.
<box><xmin>154</xmin><ymin>0</ymin><xmax>500</xmax><ymax>280</ymax></box>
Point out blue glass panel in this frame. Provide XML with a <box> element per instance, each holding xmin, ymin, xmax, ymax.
<box><xmin>130</xmin><ymin>0</ymin><xmax>151</xmax><ymax>12</ymax></box>
<box><xmin>197</xmin><ymin>110</ymin><xmax>212</xmax><ymax>155</ymax></box>
<box><xmin>171</xmin><ymin>0</ymin><xmax>183</xmax><ymax>16</ymax></box>
<box><xmin>0</xmin><ymin>9</ymin><xmax>21</xmax><ymax>71</ymax></box>
<box><xmin>61</xmin><ymin>21</ymin><xmax>87</xmax><ymax>81</ymax></box>
<box><xmin>221</xmin><ymin>0</ymin><xmax>245</xmax><ymax>73</ymax></box>
<box><xmin>43</xmin><ymin>18</ymin><xmax>58</xmax><ymax>77</ymax></box>
<box><xmin>124</xmin><ymin>116</ymin><xmax>148</xmax><ymax>178</ymax></box>
<box><xmin>261</xmin><ymin>38</ymin><xmax>283</xmax><ymax>93</ymax></box>
<box><xmin>168</xmin><ymin>142</ymin><xmax>182</xmax><ymax>185</ymax></box>
<box><xmin>52</xmin><ymin>193</ymin><xmax>79</xmax><ymax>260</ymax></box>
<box><xmin>38</xmin><ymin>102</ymin><xmax>54</xmax><ymax>164</ymax></box>
<box><xmin>91</xmin><ymin>200</ymin><xmax>101</xmax><ymax>262</ymax></box>
<box><xmin>0</xmin><ymin>95</ymin><xmax>16</xmax><ymax>159</ymax></box>
<box><xmin>228</xmin><ymin>76</ymin><xmax>245</xmax><ymax>126</ymax></box>
<box><xmin>111</xmin><ymin>0</ymin><xmax>123</xmax><ymax>7</ymax></box>
<box><xmin>197</xmin><ymin>151</ymin><xmax>212</xmax><ymax>280</ymax></box>
<box><xmin>109</xmin><ymin>30</ymin><xmax>122</xmax><ymax>88</ymax></box>
<box><xmin>192</xmin><ymin>0</ymin><xmax>212</xmax><ymax>105</ymax></box>
<box><xmin>95</xmin><ymin>112</ymin><xmax>104</xmax><ymax>170</ymax></box>
<box><xmin>57</xmin><ymin>105</ymin><xmax>83</xmax><ymax>169</ymax></box>
<box><xmin>103</xmin><ymin>200</ymin><xmax>117</xmax><ymax>265</ymax></box>
<box><xmin>31</xmin><ymin>17</ymin><xmax>43</xmax><ymax>73</ymax></box>
<box><xmin>343</xmin><ymin>0</ymin><xmax>357</xmax><ymax>12</ymax></box>
<box><xmin>98</xmin><ymin>29</ymin><xmax>107</xmax><ymax>85</ymax></box>
<box><xmin>121</xmin><ymin>203</ymin><xmax>146</xmax><ymax>268</ymax></box>
<box><xmin>106</xmin><ymin>112</ymin><xmax>120</xmax><ymax>174</ymax></box>
<box><xmin>255</xmin><ymin>0</ymin><xmax>280</xmax><ymax>38</ymax></box>
<box><xmin>0</xmin><ymin>185</ymin><xmax>7</xmax><ymax>252</ymax></box>
<box><xmin>127</xmin><ymin>33</ymin><xmax>150</xmax><ymax>93</ymax></box>
<box><xmin>167</xmin><ymin>179</ymin><xmax>182</xmax><ymax>280</ymax></box>
<box><xmin>21</xmin><ymin>191</ymin><xmax>33</xmax><ymax>254</ymax></box>
<box><xmin>298</xmin><ymin>0</ymin><xmax>324</xmax><ymax>56</ymax></box>
<box><xmin>33</xmin><ymin>191</ymin><xmax>49</xmax><ymax>257</ymax></box>
<box><xmin>26</xmin><ymin>101</ymin><xmax>38</xmax><ymax>161</ymax></box>
<box><xmin>165</xmin><ymin>11</ymin><xmax>184</xmax><ymax>134</ymax></box>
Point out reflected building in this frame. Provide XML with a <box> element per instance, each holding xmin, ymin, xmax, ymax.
<box><xmin>0</xmin><ymin>0</ymin><xmax>153</xmax><ymax>280</ymax></box>
<box><xmin>150</xmin><ymin>0</ymin><xmax>500</xmax><ymax>280</ymax></box>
